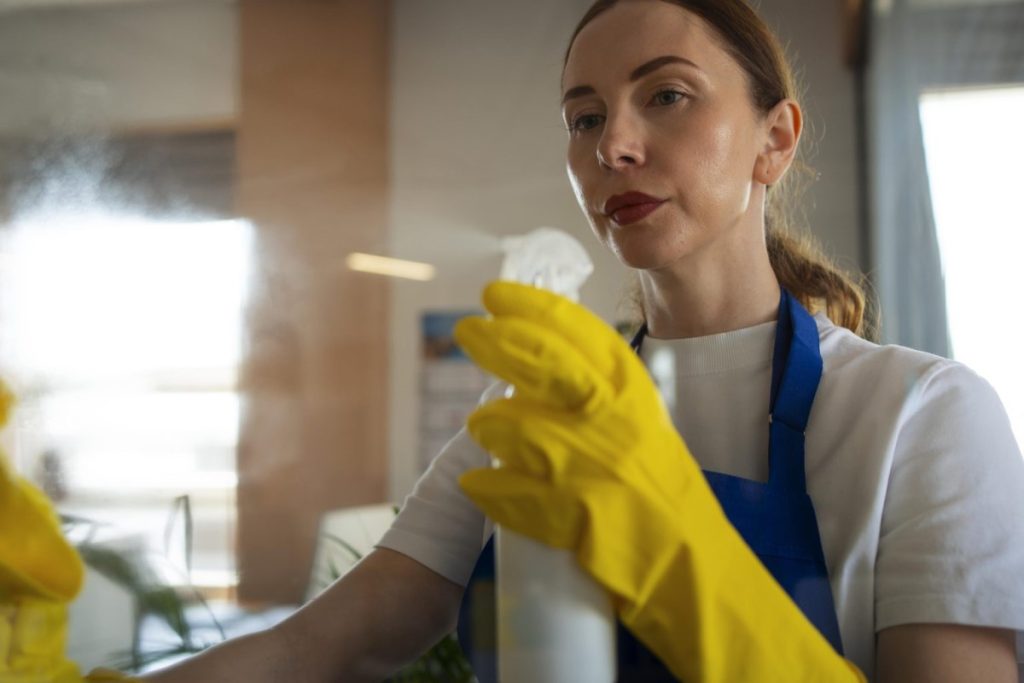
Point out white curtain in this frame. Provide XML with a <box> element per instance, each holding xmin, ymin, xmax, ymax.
<box><xmin>867</xmin><ymin>0</ymin><xmax>1024</xmax><ymax>354</ymax></box>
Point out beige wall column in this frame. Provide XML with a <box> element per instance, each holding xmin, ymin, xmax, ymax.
<box><xmin>235</xmin><ymin>0</ymin><xmax>390</xmax><ymax>604</ymax></box>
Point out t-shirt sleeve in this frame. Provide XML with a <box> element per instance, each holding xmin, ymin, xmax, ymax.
<box><xmin>875</xmin><ymin>360</ymin><xmax>1024</xmax><ymax>634</ymax></box>
<box><xmin>376</xmin><ymin>385</ymin><xmax>504</xmax><ymax>587</ymax></box>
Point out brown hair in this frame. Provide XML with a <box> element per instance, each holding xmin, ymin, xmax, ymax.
<box><xmin>567</xmin><ymin>0</ymin><xmax>875</xmax><ymax>338</ymax></box>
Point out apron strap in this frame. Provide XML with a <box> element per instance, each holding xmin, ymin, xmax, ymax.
<box><xmin>768</xmin><ymin>290</ymin><xmax>823</xmax><ymax>491</ymax></box>
<box><xmin>631</xmin><ymin>290</ymin><xmax>823</xmax><ymax>492</ymax></box>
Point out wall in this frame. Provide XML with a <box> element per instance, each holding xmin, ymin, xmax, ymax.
<box><xmin>387</xmin><ymin>0</ymin><xmax>617</xmax><ymax>501</ymax></box>
<box><xmin>756</xmin><ymin>0</ymin><xmax>864</xmax><ymax>272</ymax></box>
<box><xmin>387</xmin><ymin>0</ymin><xmax>864</xmax><ymax>501</ymax></box>
<box><xmin>234</xmin><ymin>0</ymin><xmax>391</xmax><ymax>604</ymax></box>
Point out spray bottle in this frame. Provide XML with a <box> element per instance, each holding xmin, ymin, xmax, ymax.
<box><xmin>494</xmin><ymin>227</ymin><xmax>616</xmax><ymax>682</ymax></box>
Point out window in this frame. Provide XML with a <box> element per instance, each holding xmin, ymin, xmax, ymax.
<box><xmin>0</xmin><ymin>214</ymin><xmax>251</xmax><ymax>588</ymax></box>
<box><xmin>919</xmin><ymin>85</ymin><xmax>1024</xmax><ymax>446</ymax></box>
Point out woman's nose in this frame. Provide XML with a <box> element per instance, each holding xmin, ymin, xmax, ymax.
<box><xmin>596</xmin><ymin>114</ymin><xmax>645</xmax><ymax>170</ymax></box>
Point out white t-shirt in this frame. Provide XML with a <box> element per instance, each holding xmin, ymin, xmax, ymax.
<box><xmin>377</xmin><ymin>313</ymin><xmax>1024</xmax><ymax>679</ymax></box>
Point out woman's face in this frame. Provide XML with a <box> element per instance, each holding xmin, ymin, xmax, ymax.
<box><xmin>562</xmin><ymin>0</ymin><xmax>769</xmax><ymax>271</ymax></box>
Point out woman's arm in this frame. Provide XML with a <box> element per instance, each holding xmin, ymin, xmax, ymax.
<box><xmin>876</xmin><ymin>624</ymin><xmax>1018</xmax><ymax>683</ymax></box>
<box><xmin>141</xmin><ymin>548</ymin><xmax>464</xmax><ymax>683</ymax></box>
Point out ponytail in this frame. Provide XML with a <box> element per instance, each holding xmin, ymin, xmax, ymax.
<box><xmin>766</xmin><ymin>227</ymin><xmax>876</xmax><ymax>339</ymax></box>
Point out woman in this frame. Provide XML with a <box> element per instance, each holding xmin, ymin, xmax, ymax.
<box><xmin>145</xmin><ymin>0</ymin><xmax>1024</xmax><ymax>680</ymax></box>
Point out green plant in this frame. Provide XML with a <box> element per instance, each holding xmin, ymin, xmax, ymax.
<box><xmin>62</xmin><ymin>497</ymin><xmax>225</xmax><ymax>673</ymax></box>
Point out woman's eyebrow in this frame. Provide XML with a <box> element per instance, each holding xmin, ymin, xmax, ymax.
<box><xmin>562</xmin><ymin>55</ymin><xmax>705</xmax><ymax>105</ymax></box>
<box><xmin>630</xmin><ymin>55</ymin><xmax>703</xmax><ymax>81</ymax></box>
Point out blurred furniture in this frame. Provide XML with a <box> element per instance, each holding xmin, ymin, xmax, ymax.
<box><xmin>306</xmin><ymin>503</ymin><xmax>396</xmax><ymax>600</ymax></box>
<box><xmin>66</xmin><ymin>532</ymin><xmax>141</xmax><ymax>672</ymax></box>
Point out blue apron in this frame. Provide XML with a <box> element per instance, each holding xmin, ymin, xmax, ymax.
<box><xmin>457</xmin><ymin>290</ymin><xmax>843</xmax><ymax>681</ymax></box>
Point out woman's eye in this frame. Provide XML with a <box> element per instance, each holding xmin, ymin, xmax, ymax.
<box><xmin>569</xmin><ymin>113</ymin><xmax>603</xmax><ymax>133</ymax></box>
<box><xmin>651</xmin><ymin>90</ymin><xmax>686</xmax><ymax>106</ymax></box>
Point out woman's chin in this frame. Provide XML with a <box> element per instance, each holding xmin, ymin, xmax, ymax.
<box><xmin>594</xmin><ymin>217</ymin><xmax>699</xmax><ymax>271</ymax></box>
<box><xmin>609</xmin><ymin>240</ymin><xmax>685</xmax><ymax>272</ymax></box>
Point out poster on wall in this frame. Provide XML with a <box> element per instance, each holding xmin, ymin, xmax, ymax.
<box><xmin>419</xmin><ymin>311</ymin><xmax>492</xmax><ymax>473</ymax></box>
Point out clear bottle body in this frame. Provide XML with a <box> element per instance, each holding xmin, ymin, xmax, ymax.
<box><xmin>493</xmin><ymin>228</ymin><xmax>615</xmax><ymax>681</ymax></box>
<box><xmin>495</xmin><ymin>527</ymin><xmax>616</xmax><ymax>682</ymax></box>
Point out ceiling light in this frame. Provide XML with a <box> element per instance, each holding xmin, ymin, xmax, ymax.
<box><xmin>345</xmin><ymin>252</ymin><xmax>436</xmax><ymax>281</ymax></box>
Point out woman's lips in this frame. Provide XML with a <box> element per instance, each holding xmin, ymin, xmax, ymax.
<box><xmin>610</xmin><ymin>200</ymin><xmax>666</xmax><ymax>226</ymax></box>
<box><xmin>603</xmin><ymin>191</ymin><xmax>667</xmax><ymax>226</ymax></box>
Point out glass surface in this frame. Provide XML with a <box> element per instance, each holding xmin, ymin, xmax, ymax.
<box><xmin>0</xmin><ymin>0</ymin><xmax>929</xmax><ymax>677</ymax></box>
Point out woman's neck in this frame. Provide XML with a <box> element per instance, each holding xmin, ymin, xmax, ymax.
<box><xmin>639</xmin><ymin>239</ymin><xmax>781</xmax><ymax>339</ymax></box>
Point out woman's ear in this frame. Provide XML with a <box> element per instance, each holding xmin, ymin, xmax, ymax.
<box><xmin>755</xmin><ymin>99</ymin><xmax>803</xmax><ymax>185</ymax></box>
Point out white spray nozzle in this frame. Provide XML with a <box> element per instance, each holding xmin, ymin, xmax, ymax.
<box><xmin>499</xmin><ymin>227</ymin><xmax>593</xmax><ymax>302</ymax></box>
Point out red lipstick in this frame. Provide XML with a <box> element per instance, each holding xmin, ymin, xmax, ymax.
<box><xmin>603</xmin><ymin>191</ymin><xmax>667</xmax><ymax>226</ymax></box>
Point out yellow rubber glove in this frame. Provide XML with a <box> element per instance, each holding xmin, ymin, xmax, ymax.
<box><xmin>454</xmin><ymin>281</ymin><xmax>865</xmax><ymax>683</ymax></box>
<box><xmin>0</xmin><ymin>379</ymin><xmax>138</xmax><ymax>683</ymax></box>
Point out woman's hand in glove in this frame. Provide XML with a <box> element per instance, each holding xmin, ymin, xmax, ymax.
<box><xmin>454</xmin><ymin>281</ymin><xmax>864</xmax><ymax>682</ymax></box>
<box><xmin>1</xmin><ymin>379</ymin><xmax>139</xmax><ymax>683</ymax></box>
